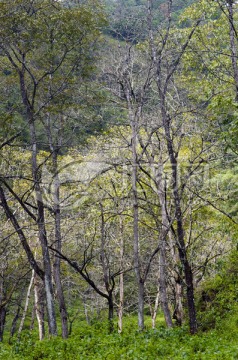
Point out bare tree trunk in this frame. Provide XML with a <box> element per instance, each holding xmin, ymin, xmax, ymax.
<box><xmin>162</xmin><ymin>103</ymin><xmax>197</xmax><ymax>333</ymax></box>
<box><xmin>18</xmin><ymin>270</ymin><xmax>34</xmax><ymax>336</ymax></box>
<box><xmin>34</xmin><ymin>273</ymin><xmax>45</xmax><ymax>341</ymax></box>
<box><xmin>118</xmin><ymin>270</ymin><xmax>124</xmax><ymax>333</ymax></box>
<box><xmin>108</xmin><ymin>293</ymin><xmax>114</xmax><ymax>333</ymax></box>
<box><xmin>154</xmin><ymin>11</ymin><xmax>197</xmax><ymax>336</ymax></box>
<box><xmin>140</xmin><ymin>134</ymin><xmax>173</xmax><ymax>328</ymax></box>
<box><xmin>30</xmin><ymin>305</ymin><xmax>36</xmax><ymax>331</ymax></box>
<box><xmin>159</xmin><ymin>247</ymin><xmax>173</xmax><ymax>327</ymax></box>
<box><xmin>44</xmin><ymin>113</ymin><xmax>68</xmax><ymax>339</ymax></box>
<box><xmin>31</xmin><ymin>126</ymin><xmax>57</xmax><ymax>336</ymax></box>
<box><xmin>52</xmin><ymin>150</ymin><xmax>68</xmax><ymax>339</ymax></box>
<box><xmin>118</xmin><ymin>217</ymin><xmax>124</xmax><ymax>333</ymax></box>
<box><xmin>169</xmin><ymin>232</ymin><xmax>184</xmax><ymax>326</ymax></box>
<box><xmin>100</xmin><ymin>203</ymin><xmax>115</xmax><ymax>333</ymax></box>
<box><xmin>148</xmin><ymin>0</ymin><xmax>200</xmax><ymax>334</ymax></box>
<box><xmin>152</xmin><ymin>287</ymin><xmax>160</xmax><ymax>329</ymax></box>
<box><xmin>167</xmin><ymin>119</ymin><xmax>196</xmax><ymax>332</ymax></box>
<box><xmin>157</xmin><ymin>150</ymin><xmax>173</xmax><ymax>328</ymax></box>
<box><xmin>19</xmin><ymin>65</ymin><xmax>57</xmax><ymax>336</ymax></box>
<box><xmin>125</xmin><ymin>85</ymin><xmax>145</xmax><ymax>330</ymax></box>
<box><xmin>173</xmin><ymin>278</ymin><xmax>183</xmax><ymax>326</ymax></box>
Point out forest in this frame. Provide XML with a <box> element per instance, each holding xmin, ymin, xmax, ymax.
<box><xmin>0</xmin><ymin>0</ymin><xmax>238</xmax><ymax>359</ymax></box>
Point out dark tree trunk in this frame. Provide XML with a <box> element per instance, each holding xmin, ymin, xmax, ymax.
<box><xmin>0</xmin><ymin>307</ymin><xmax>6</xmax><ymax>342</ymax></box>
<box><xmin>108</xmin><ymin>294</ymin><xmax>114</xmax><ymax>333</ymax></box>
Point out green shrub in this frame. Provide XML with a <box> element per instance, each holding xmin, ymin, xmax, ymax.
<box><xmin>196</xmin><ymin>249</ymin><xmax>238</xmax><ymax>331</ymax></box>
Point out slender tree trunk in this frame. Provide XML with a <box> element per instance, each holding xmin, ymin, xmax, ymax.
<box><xmin>118</xmin><ymin>217</ymin><xmax>124</xmax><ymax>333</ymax></box>
<box><xmin>34</xmin><ymin>273</ymin><xmax>45</xmax><ymax>341</ymax></box>
<box><xmin>30</xmin><ymin>305</ymin><xmax>36</xmax><ymax>331</ymax></box>
<box><xmin>108</xmin><ymin>293</ymin><xmax>114</xmax><ymax>333</ymax></box>
<box><xmin>52</xmin><ymin>150</ymin><xmax>68</xmax><ymax>339</ymax></box>
<box><xmin>10</xmin><ymin>306</ymin><xmax>21</xmax><ymax>338</ymax></box>
<box><xmin>100</xmin><ymin>203</ymin><xmax>114</xmax><ymax>333</ymax></box>
<box><xmin>138</xmin><ymin>280</ymin><xmax>145</xmax><ymax>329</ymax></box>
<box><xmin>157</xmin><ymin>150</ymin><xmax>173</xmax><ymax>328</ymax></box>
<box><xmin>159</xmin><ymin>92</ymin><xmax>197</xmax><ymax>334</ymax></box>
<box><xmin>126</xmin><ymin>86</ymin><xmax>145</xmax><ymax>330</ymax></box>
<box><xmin>118</xmin><ymin>271</ymin><xmax>124</xmax><ymax>333</ymax></box>
<box><xmin>45</xmin><ymin>113</ymin><xmax>68</xmax><ymax>338</ymax></box>
<box><xmin>10</xmin><ymin>287</ymin><xmax>25</xmax><ymax>340</ymax></box>
<box><xmin>173</xmin><ymin>278</ymin><xmax>183</xmax><ymax>326</ymax></box>
<box><xmin>159</xmin><ymin>247</ymin><xmax>173</xmax><ymax>327</ymax></box>
<box><xmin>152</xmin><ymin>287</ymin><xmax>160</xmax><ymax>329</ymax></box>
<box><xmin>167</xmin><ymin>146</ymin><xmax>197</xmax><ymax>333</ymax></box>
<box><xmin>18</xmin><ymin>270</ymin><xmax>34</xmax><ymax>336</ymax></box>
<box><xmin>169</xmin><ymin>232</ymin><xmax>183</xmax><ymax>326</ymax></box>
<box><xmin>147</xmin><ymin>0</ymin><xmax>199</xmax><ymax>334</ymax></box>
<box><xmin>19</xmin><ymin>66</ymin><xmax>57</xmax><ymax>336</ymax></box>
<box><xmin>30</xmin><ymin>121</ymin><xmax>57</xmax><ymax>336</ymax></box>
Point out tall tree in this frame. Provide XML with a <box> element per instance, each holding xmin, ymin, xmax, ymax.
<box><xmin>0</xmin><ymin>0</ymin><xmax>105</xmax><ymax>338</ymax></box>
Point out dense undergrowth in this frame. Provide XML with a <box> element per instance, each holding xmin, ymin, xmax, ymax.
<box><xmin>1</xmin><ymin>312</ymin><xmax>238</xmax><ymax>360</ymax></box>
<box><xmin>1</xmin><ymin>251</ymin><xmax>238</xmax><ymax>360</ymax></box>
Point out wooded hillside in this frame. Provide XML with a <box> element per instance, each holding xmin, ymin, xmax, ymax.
<box><xmin>0</xmin><ymin>0</ymin><xmax>238</xmax><ymax>358</ymax></box>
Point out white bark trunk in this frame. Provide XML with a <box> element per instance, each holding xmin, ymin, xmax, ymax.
<box><xmin>34</xmin><ymin>274</ymin><xmax>45</xmax><ymax>341</ymax></box>
<box><xmin>18</xmin><ymin>270</ymin><xmax>34</xmax><ymax>335</ymax></box>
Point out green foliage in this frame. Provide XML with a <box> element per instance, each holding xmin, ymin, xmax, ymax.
<box><xmin>0</xmin><ymin>0</ymin><xmax>107</xmax><ymax>148</ymax></box>
<box><xmin>1</xmin><ymin>314</ymin><xmax>238</xmax><ymax>359</ymax></box>
<box><xmin>104</xmin><ymin>0</ymin><xmax>196</xmax><ymax>42</ymax></box>
<box><xmin>197</xmin><ymin>249</ymin><xmax>238</xmax><ymax>331</ymax></box>
<box><xmin>180</xmin><ymin>0</ymin><xmax>238</xmax><ymax>151</ymax></box>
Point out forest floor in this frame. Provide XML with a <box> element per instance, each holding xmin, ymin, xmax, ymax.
<box><xmin>1</xmin><ymin>313</ymin><xmax>238</xmax><ymax>359</ymax></box>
